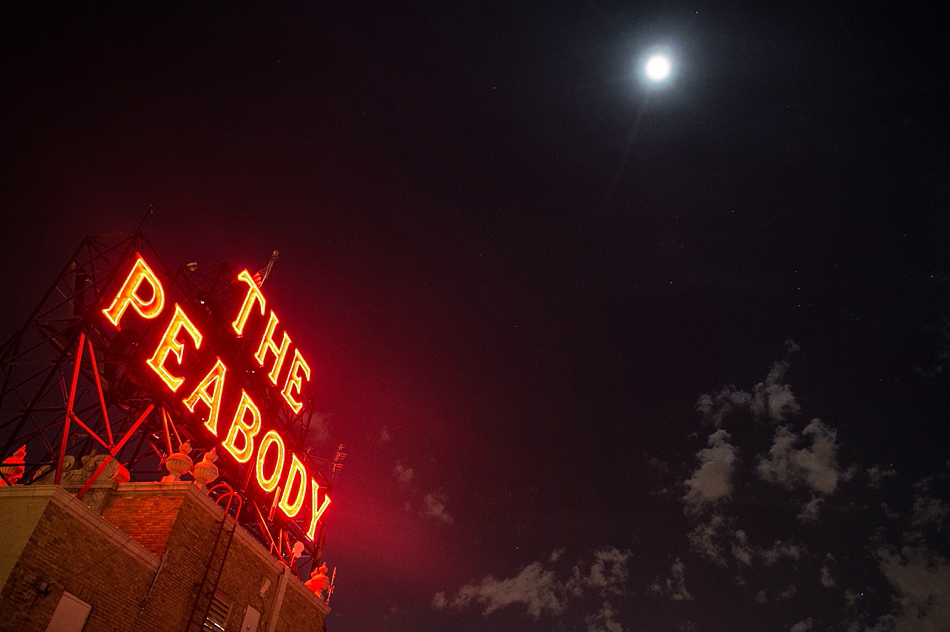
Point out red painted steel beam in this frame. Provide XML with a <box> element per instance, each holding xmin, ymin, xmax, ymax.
<box><xmin>86</xmin><ymin>338</ymin><xmax>113</xmax><ymax>446</ymax></box>
<box><xmin>76</xmin><ymin>403</ymin><xmax>154</xmax><ymax>500</ymax></box>
<box><xmin>56</xmin><ymin>333</ymin><xmax>85</xmax><ymax>485</ymax></box>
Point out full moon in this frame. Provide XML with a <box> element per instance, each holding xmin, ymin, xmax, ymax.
<box><xmin>644</xmin><ymin>54</ymin><xmax>671</xmax><ymax>82</ymax></box>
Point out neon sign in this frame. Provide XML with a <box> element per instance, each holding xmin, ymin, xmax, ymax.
<box><xmin>102</xmin><ymin>254</ymin><xmax>330</xmax><ymax>540</ymax></box>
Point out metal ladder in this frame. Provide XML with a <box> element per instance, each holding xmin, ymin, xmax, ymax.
<box><xmin>183</xmin><ymin>483</ymin><xmax>243</xmax><ymax>632</ymax></box>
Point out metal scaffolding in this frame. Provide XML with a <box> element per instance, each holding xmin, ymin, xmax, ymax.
<box><xmin>0</xmin><ymin>231</ymin><xmax>336</xmax><ymax>575</ymax></box>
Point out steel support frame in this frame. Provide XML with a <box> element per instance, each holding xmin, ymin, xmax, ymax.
<box><xmin>0</xmin><ymin>231</ymin><xmax>334</xmax><ymax>574</ymax></box>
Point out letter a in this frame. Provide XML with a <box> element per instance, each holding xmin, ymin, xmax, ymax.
<box><xmin>183</xmin><ymin>358</ymin><xmax>228</xmax><ymax>435</ymax></box>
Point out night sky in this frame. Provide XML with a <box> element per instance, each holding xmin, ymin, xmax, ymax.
<box><xmin>3</xmin><ymin>2</ymin><xmax>950</xmax><ymax>631</ymax></box>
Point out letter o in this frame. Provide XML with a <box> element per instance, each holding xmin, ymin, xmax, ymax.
<box><xmin>256</xmin><ymin>430</ymin><xmax>286</xmax><ymax>493</ymax></box>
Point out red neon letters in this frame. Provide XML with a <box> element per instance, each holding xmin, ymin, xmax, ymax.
<box><xmin>184</xmin><ymin>358</ymin><xmax>227</xmax><ymax>436</ymax></box>
<box><xmin>279</xmin><ymin>453</ymin><xmax>308</xmax><ymax>518</ymax></box>
<box><xmin>281</xmin><ymin>349</ymin><xmax>311</xmax><ymax>414</ymax></box>
<box><xmin>102</xmin><ymin>256</ymin><xmax>328</xmax><ymax>540</ymax></box>
<box><xmin>102</xmin><ymin>256</ymin><xmax>165</xmax><ymax>328</ymax></box>
<box><xmin>232</xmin><ymin>269</ymin><xmax>266</xmax><ymax>337</ymax></box>
<box><xmin>232</xmin><ymin>268</ymin><xmax>314</xmax><ymax>413</ymax></box>
<box><xmin>256</xmin><ymin>430</ymin><xmax>285</xmax><ymax>493</ymax></box>
<box><xmin>222</xmin><ymin>390</ymin><xmax>262</xmax><ymax>463</ymax></box>
<box><xmin>146</xmin><ymin>304</ymin><xmax>203</xmax><ymax>392</ymax></box>
<box><xmin>307</xmin><ymin>480</ymin><xmax>332</xmax><ymax>540</ymax></box>
<box><xmin>255</xmin><ymin>312</ymin><xmax>292</xmax><ymax>385</ymax></box>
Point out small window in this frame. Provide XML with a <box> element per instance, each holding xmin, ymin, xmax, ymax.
<box><xmin>203</xmin><ymin>593</ymin><xmax>233</xmax><ymax>632</ymax></box>
<box><xmin>45</xmin><ymin>591</ymin><xmax>92</xmax><ymax>632</ymax></box>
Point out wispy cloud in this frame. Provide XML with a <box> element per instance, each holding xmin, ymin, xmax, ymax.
<box><xmin>871</xmin><ymin>544</ymin><xmax>950</xmax><ymax>632</ymax></box>
<box><xmin>749</xmin><ymin>362</ymin><xmax>801</xmax><ymax>422</ymax></box>
<box><xmin>760</xmin><ymin>540</ymin><xmax>804</xmax><ymax>566</ymax></box>
<box><xmin>577</xmin><ymin>547</ymin><xmax>631</xmax><ymax>596</ymax></box>
<box><xmin>586</xmin><ymin>601</ymin><xmax>624</xmax><ymax>632</ymax></box>
<box><xmin>730</xmin><ymin>528</ymin><xmax>754</xmax><ymax>566</ymax></box>
<box><xmin>687</xmin><ymin>514</ymin><xmax>729</xmax><ymax>565</ymax></box>
<box><xmin>683</xmin><ymin>430</ymin><xmax>736</xmax><ymax>514</ymax></box>
<box><xmin>688</xmin><ymin>516</ymin><xmax>805</xmax><ymax>569</ymax></box>
<box><xmin>911</xmin><ymin>478</ymin><xmax>950</xmax><ymax>527</ymax></box>
<box><xmin>867</xmin><ymin>464</ymin><xmax>897</xmax><ymax>489</ymax></box>
<box><xmin>676</xmin><ymin>352</ymin><xmax>950</xmax><ymax>630</ymax></box>
<box><xmin>756</xmin><ymin>419</ymin><xmax>847</xmax><ymax>495</ymax></box>
<box><xmin>649</xmin><ymin>558</ymin><xmax>693</xmax><ymax>602</ymax></box>
<box><xmin>797</xmin><ymin>495</ymin><xmax>824</xmax><ymax>523</ymax></box>
<box><xmin>695</xmin><ymin>388</ymin><xmax>752</xmax><ymax>428</ymax></box>
<box><xmin>821</xmin><ymin>557</ymin><xmax>836</xmax><ymax>589</ymax></box>
<box><xmin>423</xmin><ymin>491</ymin><xmax>454</xmax><ymax>524</ymax></box>
<box><xmin>790</xmin><ymin>617</ymin><xmax>813</xmax><ymax>632</ymax></box>
<box><xmin>695</xmin><ymin>361</ymin><xmax>800</xmax><ymax>427</ymax></box>
<box><xmin>438</xmin><ymin>561</ymin><xmax>565</xmax><ymax>618</ymax></box>
<box><xmin>304</xmin><ymin>411</ymin><xmax>330</xmax><ymax>446</ymax></box>
<box><xmin>864</xmin><ymin>473</ymin><xmax>950</xmax><ymax>630</ymax></box>
<box><xmin>394</xmin><ymin>460</ymin><xmax>454</xmax><ymax>524</ymax></box>
<box><xmin>394</xmin><ymin>461</ymin><xmax>414</xmax><ymax>488</ymax></box>
<box><xmin>435</xmin><ymin>548</ymin><xmax>631</xmax><ymax>621</ymax></box>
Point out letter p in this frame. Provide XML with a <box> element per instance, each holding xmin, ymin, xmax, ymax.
<box><xmin>103</xmin><ymin>256</ymin><xmax>165</xmax><ymax>329</ymax></box>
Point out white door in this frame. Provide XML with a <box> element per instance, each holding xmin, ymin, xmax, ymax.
<box><xmin>240</xmin><ymin>605</ymin><xmax>261</xmax><ymax>632</ymax></box>
<box><xmin>45</xmin><ymin>592</ymin><xmax>92</xmax><ymax>632</ymax></box>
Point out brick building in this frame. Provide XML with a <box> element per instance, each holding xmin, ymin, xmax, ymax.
<box><xmin>0</xmin><ymin>479</ymin><xmax>329</xmax><ymax>632</ymax></box>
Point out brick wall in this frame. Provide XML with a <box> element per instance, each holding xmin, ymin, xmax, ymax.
<box><xmin>277</xmin><ymin>577</ymin><xmax>329</xmax><ymax>632</ymax></box>
<box><xmin>102</xmin><ymin>493</ymin><xmax>183</xmax><ymax>557</ymax></box>
<box><xmin>132</xmin><ymin>487</ymin><xmax>328</xmax><ymax>632</ymax></box>
<box><xmin>0</xmin><ymin>484</ymin><xmax>329</xmax><ymax>632</ymax></box>
<box><xmin>0</xmin><ymin>487</ymin><xmax>159</xmax><ymax>632</ymax></box>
